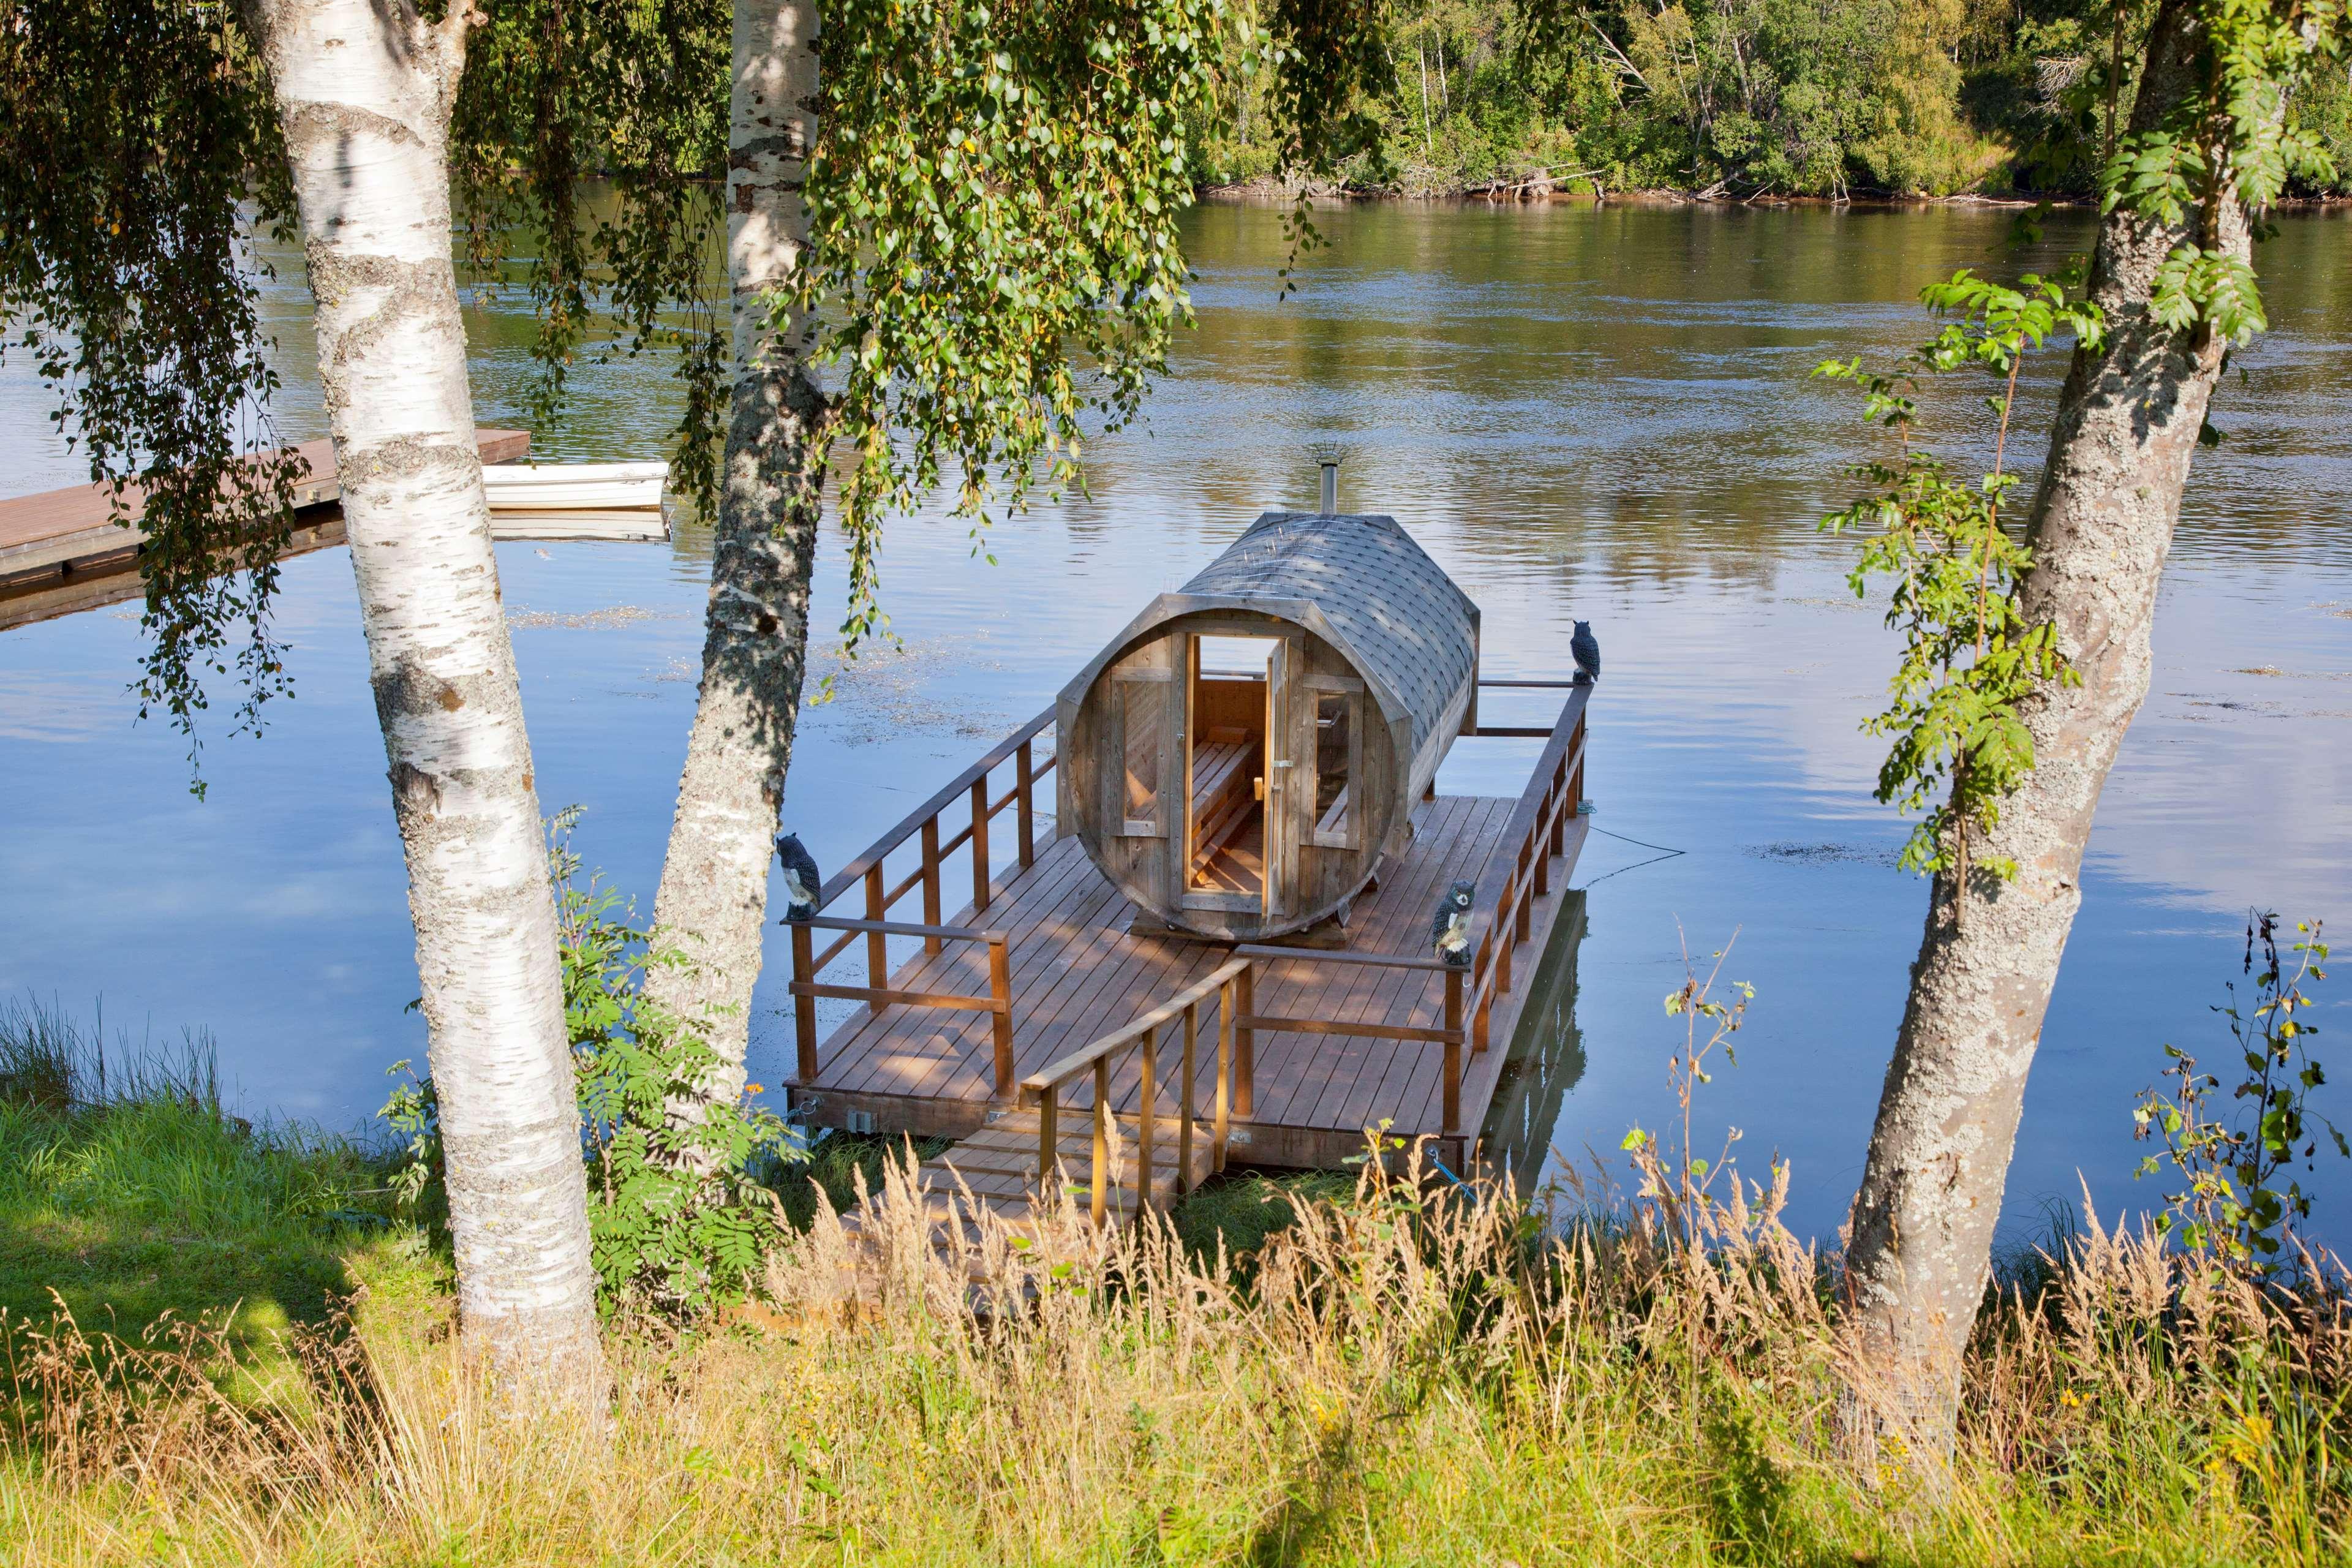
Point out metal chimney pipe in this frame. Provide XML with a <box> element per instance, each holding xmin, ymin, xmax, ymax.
<box><xmin>1318</xmin><ymin>460</ymin><xmax>1338</xmax><ymax>515</ymax></box>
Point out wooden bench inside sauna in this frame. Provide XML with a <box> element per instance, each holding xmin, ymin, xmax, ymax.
<box><xmin>1057</xmin><ymin>509</ymin><xmax>1480</xmax><ymax>943</ymax></box>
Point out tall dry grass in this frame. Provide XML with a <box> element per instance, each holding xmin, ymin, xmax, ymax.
<box><xmin>4</xmin><ymin>1142</ymin><xmax>2348</xmax><ymax>1565</ymax></box>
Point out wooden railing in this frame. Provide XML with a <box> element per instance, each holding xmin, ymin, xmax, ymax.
<box><xmin>1463</xmin><ymin>681</ymin><xmax>1591</xmax><ymax>1055</ymax></box>
<box><xmin>789</xmin><ymin>916</ymin><xmax>1011</xmax><ymax>1087</ymax></box>
<box><xmin>788</xmin><ymin>706</ymin><xmax>1058</xmax><ymax>1097</ymax></box>
<box><xmin>1019</xmin><ymin>957</ymin><xmax>1248</xmax><ymax>1225</ymax></box>
<box><xmin>1228</xmin><ymin>947</ymin><xmax>1470</xmax><ymax>1134</ymax></box>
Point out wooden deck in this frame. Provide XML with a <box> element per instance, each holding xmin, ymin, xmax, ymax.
<box><xmin>789</xmin><ymin>683</ymin><xmax>1591</xmax><ymax>1224</ymax></box>
<box><xmin>0</xmin><ymin>429</ymin><xmax>530</xmax><ymax>632</ymax></box>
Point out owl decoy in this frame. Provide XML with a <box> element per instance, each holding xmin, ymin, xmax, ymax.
<box><xmin>775</xmin><ymin>833</ymin><xmax>822</xmax><ymax>923</ymax></box>
<box><xmin>1570</xmin><ymin>620</ymin><xmax>1600</xmax><ymax>685</ymax></box>
<box><xmin>1430</xmin><ymin>879</ymin><xmax>1477</xmax><ymax>968</ymax></box>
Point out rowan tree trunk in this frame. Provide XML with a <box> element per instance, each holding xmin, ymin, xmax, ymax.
<box><xmin>1841</xmin><ymin>0</ymin><xmax>2241</xmax><ymax>1449</ymax></box>
<box><xmin>643</xmin><ymin>0</ymin><xmax>827</xmax><ymax>1112</ymax></box>
<box><xmin>243</xmin><ymin>0</ymin><xmax>606</xmax><ymax>1404</ymax></box>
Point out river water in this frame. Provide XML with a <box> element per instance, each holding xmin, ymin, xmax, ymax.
<box><xmin>4</xmin><ymin>200</ymin><xmax>2348</xmax><ymax>1247</ymax></box>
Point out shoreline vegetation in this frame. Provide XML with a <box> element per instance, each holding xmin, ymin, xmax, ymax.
<box><xmin>6</xmin><ymin>992</ymin><xmax>2351</xmax><ymax>1562</ymax></box>
<box><xmin>1186</xmin><ymin>2</ymin><xmax>2352</xmax><ymax>206</ymax></box>
<box><xmin>1194</xmin><ymin>175</ymin><xmax>2352</xmax><ymax>208</ymax></box>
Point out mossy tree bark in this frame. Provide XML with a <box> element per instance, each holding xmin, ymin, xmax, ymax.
<box><xmin>641</xmin><ymin>0</ymin><xmax>828</xmax><ymax>1120</ymax></box>
<box><xmin>241</xmin><ymin>0</ymin><xmax>606</xmax><ymax>1406</ymax></box>
<box><xmin>1841</xmin><ymin>0</ymin><xmax>2245</xmax><ymax>1451</ymax></box>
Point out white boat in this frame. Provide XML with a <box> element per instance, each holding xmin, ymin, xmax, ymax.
<box><xmin>481</xmin><ymin>461</ymin><xmax>666</xmax><ymax>511</ymax></box>
<box><xmin>488</xmin><ymin>509</ymin><xmax>671</xmax><ymax>543</ymax></box>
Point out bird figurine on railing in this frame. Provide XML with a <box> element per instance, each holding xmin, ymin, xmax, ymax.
<box><xmin>1570</xmin><ymin>620</ymin><xmax>1600</xmax><ymax>685</ymax></box>
<box><xmin>1430</xmin><ymin>879</ymin><xmax>1476</xmax><ymax>968</ymax></box>
<box><xmin>775</xmin><ymin>833</ymin><xmax>821</xmax><ymax>923</ymax></box>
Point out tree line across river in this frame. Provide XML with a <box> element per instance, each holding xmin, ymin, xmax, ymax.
<box><xmin>1199</xmin><ymin>0</ymin><xmax>2352</xmax><ymax>199</ymax></box>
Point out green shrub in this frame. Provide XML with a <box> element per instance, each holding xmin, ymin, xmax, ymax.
<box><xmin>386</xmin><ymin>813</ymin><xmax>800</xmax><ymax>1322</ymax></box>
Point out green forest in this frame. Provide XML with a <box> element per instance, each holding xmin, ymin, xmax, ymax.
<box><xmin>1197</xmin><ymin>0</ymin><xmax>2352</xmax><ymax>197</ymax></box>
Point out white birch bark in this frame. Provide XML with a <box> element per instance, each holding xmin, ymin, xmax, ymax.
<box><xmin>241</xmin><ymin>0</ymin><xmax>606</xmax><ymax>1403</ymax></box>
<box><xmin>643</xmin><ymin>0</ymin><xmax>827</xmax><ymax>1118</ymax></box>
<box><xmin>1840</xmin><ymin>0</ymin><xmax>2241</xmax><ymax>1450</ymax></box>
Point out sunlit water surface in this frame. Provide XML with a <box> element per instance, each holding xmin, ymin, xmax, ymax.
<box><xmin>5</xmin><ymin>201</ymin><xmax>2349</xmax><ymax>1247</ymax></box>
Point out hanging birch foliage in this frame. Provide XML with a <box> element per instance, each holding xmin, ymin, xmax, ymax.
<box><xmin>790</xmin><ymin>0</ymin><xmax>1226</xmax><ymax>660</ymax></box>
<box><xmin>0</xmin><ymin>0</ymin><xmax>304</xmax><ymax>783</ymax></box>
<box><xmin>448</xmin><ymin>0</ymin><xmax>733</xmax><ymax>510</ymax></box>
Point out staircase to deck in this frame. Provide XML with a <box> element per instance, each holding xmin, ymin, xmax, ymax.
<box><xmin>888</xmin><ymin>1107</ymin><xmax>1219</xmax><ymax>1235</ymax></box>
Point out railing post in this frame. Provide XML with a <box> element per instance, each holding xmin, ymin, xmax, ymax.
<box><xmin>1515</xmin><ymin>843</ymin><xmax>1534</xmax><ymax>944</ymax></box>
<box><xmin>1443</xmin><ymin>1035</ymin><xmax>1461</xmax><ymax>1138</ymax></box>
<box><xmin>1473</xmin><ymin>935</ymin><xmax>1494</xmax><ymax>1053</ymax></box>
<box><xmin>1444</xmin><ymin>965</ymin><xmax>1464</xmax><ymax>1134</ymax></box>
<box><xmin>1495</xmin><ymin>882</ymin><xmax>1517</xmax><ymax>998</ymax></box>
<box><xmin>1215</xmin><ymin>979</ymin><xmax>1233</xmax><ymax>1173</ymax></box>
<box><xmin>864</xmin><ymin>864</ymin><xmax>889</xmax><ymax>1017</ymax></box>
<box><xmin>1016</xmin><ymin>740</ymin><xmax>1036</xmax><ymax>868</ymax></box>
<box><xmin>989</xmin><ymin>935</ymin><xmax>1014</xmax><ymax>1098</ymax></box>
<box><xmin>1551</xmin><ymin>746</ymin><xmax>1569</xmax><ymax>856</ymax></box>
<box><xmin>970</xmin><ymin>777</ymin><xmax>992</xmax><ymax>914</ymax></box>
<box><xmin>1571</xmin><ymin>714</ymin><xmax>1586</xmax><ymax>810</ymax></box>
<box><xmin>1038</xmin><ymin>1083</ymin><xmax>1057</xmax><ymax>1187</ymax></box>
<box><xmin>1534</xmin><ymin>802</ymin><xmax>1553</xmax><ymax>897</ymax></box>
<box><xmin>1178</xmin><ymin>1001</ymin><xmax>1197</xmax><ymax>1196</ymax></box>
<box><xmin>1137</xmin><ymin>1025</ymin><xmax>1157</xmax><ymax>1216</ymax></box>
<box><xmin>791</xmin><ymin>921</ymin><xmax>818</xmax><ymax>1084</ymax></box>
<box><xmin>921</xmin><ymin>817</ymin><xmax>943</xmax><ymax>955</ymax></box>
<box><xmin>1234</xmin><ymin>963</ymin><xmax>1256</xmax><ymax>1118</ymax></box>
<box><xmin>1091</xmin><ymin>1057</ymin><xmax>1110</xmax><ymax>1227</ymax></box>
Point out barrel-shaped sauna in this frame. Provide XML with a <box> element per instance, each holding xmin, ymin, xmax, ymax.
<box><xmin>1057</xmin><ymin>510</ymin><xmax>1480</xmax><ymax>941</ymax></box>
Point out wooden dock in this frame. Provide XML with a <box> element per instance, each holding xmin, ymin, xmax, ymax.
<box><xmin>0</xmin><ymin>429</ymin><xmax>530</xmax><ymax>631</ymax></box>
<box><xmin>788</xmin><ymin>682</ymin><xmax>1591</xmax><ymax>1230</ymax></box>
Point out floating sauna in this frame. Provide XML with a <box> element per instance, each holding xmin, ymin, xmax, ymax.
<box><xmin>1057</xmin><ymin>510</ymin><xmax>1480</xmax><ymax>941</ymax></box>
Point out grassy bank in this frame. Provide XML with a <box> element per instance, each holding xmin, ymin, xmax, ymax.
<box><xmin>0</xmin><ymin>1000</ymin><xmax>440</xmax><ymax>1404</ymax></box>
<box><xmin>4</xmin><ymin>1152</ymin><xmax>2352</xmax><ymax>1561</ymax></box>
<box><xmin>4</xmin><ymin>1050</ymin><xmax>2347</xmax><ymax>1564</ymax></box>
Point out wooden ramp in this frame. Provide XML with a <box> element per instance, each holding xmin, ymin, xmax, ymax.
<box><xmin>790</xmin><ymin>685</ymin><xmax>1591</xmax><ymax>1235</ymax></box>
<box><xmin>0</xmin><ymin>429</ymin><xmax>663</xmax><ymax>633</ymax></box>
<box><xmin>0</xmin><ymin>429</ymin><xmax>530</xmax><ymax>584</ymax></box>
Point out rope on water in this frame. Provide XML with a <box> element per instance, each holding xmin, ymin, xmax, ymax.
<box><xmin>1574</xmin><ymin>823</ymin><xmax>1687</xmax><ymax>889</ymax></box>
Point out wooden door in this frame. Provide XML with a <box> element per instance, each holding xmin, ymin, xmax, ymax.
<box><xmin>1106</xmin><ymin>638</ymin><xmax>1180</xmax><ymax>912</ymax></box>
<box><xmin>1261</xmin><ymin>638</ymin><xmax>1289</xmax><ymax>918</ymax></box>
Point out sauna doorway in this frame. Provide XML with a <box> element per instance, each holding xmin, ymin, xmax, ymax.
<box><xmin>1184</xmin><ymin>635</ymin><xmax>1284</xmax><ymax>913</ymax></box>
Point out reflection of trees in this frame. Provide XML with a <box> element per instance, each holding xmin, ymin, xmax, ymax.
<box><xmin>1483</xmin><ymin>892</ymin><xmax>1588</xmax><ymax>1202</ymax></box>
<box><xmin>1120</xmin><ymin>202</ymin><xmax>2352</xmax><ymax>575</ymax></box>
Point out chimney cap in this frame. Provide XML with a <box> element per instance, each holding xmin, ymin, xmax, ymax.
<box><xmin>1308</xmin><ymin>442</ymin><xmax>1351</xmax><ymax>515</ymax></box>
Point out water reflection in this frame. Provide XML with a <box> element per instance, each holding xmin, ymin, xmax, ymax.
<box><xmin>1480</xmin><ymin>891</ymin><xmax>1588</xmax><ymax>1203</ymax></box>
<box><xmin>2</xmin><ymin>198</ymin><xmax>2346</xmax><ymax>1250</ymax></box>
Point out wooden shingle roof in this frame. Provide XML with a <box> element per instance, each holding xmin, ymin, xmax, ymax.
<box><xmin>1178</xmin><ymin>512</ymin><xmax>1476</xmax><ymax>744</ymax></box>
<box><xmin>1060</xmin><ymin>511</ymin><xmax>1477</xmax><ymax>756</ymax></box>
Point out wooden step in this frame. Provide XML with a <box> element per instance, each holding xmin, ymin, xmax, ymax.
<box><xmin>856</xmin><ymin>1106</ymin><xmax>1218</xmax><ymax>1243</ymax></box>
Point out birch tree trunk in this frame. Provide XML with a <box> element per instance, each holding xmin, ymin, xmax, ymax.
<box><xmin>242</xmin><ymin>0</ymin><xmax>606</xmax><ymax>1403</ymax></box>
<box><xmin>642</xmin><ymin>0</ymin><xmax>827</xmax><ymax>1110</ymax></box>
<box><xmin>1841</xmin><ymin>0</ymin><xmax>2241</xmax><ymax>1449</ymax></box>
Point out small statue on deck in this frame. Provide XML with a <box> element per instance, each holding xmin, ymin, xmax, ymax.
<box><xmin>1570</xmin><ymin>620</ymin><xmax>1601</xmax><ymax>685</ymax></box>
<box><xmin>775</xmin><ymin>833</ymin><xmax>821</xmax><ymax>923</ymax></box>
<box><xmin>1430</xmin><ymin>880</ymin><xmax>1476</xmax><ymax>968</ymax></box>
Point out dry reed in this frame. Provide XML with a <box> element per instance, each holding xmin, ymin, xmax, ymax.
<box><xmin>4</xmin><ymin>1141</ymin><xmax>2347</xmax><ymax>1565</ymax></box>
